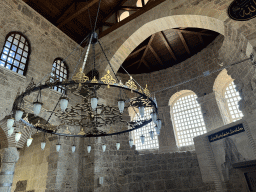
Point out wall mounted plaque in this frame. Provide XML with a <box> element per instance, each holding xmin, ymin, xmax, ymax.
<box><xmin>228</xmin><ymin>0</ymin><xmax>256</xmax><ymax>21</ymax></box>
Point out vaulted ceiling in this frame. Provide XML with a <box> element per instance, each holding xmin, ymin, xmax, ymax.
<box><xmin>118</xmin><ymin>28</ymin><xmax>219</xmax><ymax>74</ymax></box>
<box><xmin>22</xmin><ymin>0</ymin><xmax>166</xmax><ymax>44</ymax></box>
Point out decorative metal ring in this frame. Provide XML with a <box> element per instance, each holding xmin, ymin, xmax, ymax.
<box><xmin>15</xmin><ymin>81</ymin><xmax>158</xmax><ymax>138</ymax></box>
<box><xmin>0</xmin><ymin>171</ymin><xmax>14</xmax><ymax>175</ymax></box>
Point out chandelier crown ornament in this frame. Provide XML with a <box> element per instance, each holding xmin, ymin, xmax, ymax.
<box><xmin>72</xmin><ymin>68</ymin><xmax>89</xmax><ymax>87</ymax></box>
<box><xmin>101</xmin><ymin>70</ymin><xmax>116</xmax><ymax>88</ymax></box>
<box><xmin>125</xmin><ymin>76</ymin><xmax>137</xmax><ymax>93</ymax></box>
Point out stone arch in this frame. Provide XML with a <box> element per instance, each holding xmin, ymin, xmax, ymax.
<box><xmin>169</xmin><ymin>90</ymin><xmax>197</xmax><ymax>109</ymax></box>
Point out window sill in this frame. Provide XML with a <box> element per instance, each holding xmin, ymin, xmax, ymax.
<box><xmin>0</xmin><ymin>65</ymin><xmax>26</xmax><ymax>80</ymax></box>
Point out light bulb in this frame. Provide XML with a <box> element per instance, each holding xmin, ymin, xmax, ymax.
<box><xmin>15</xmin><ymin>110</ymin><xmax>24</xmax><ymax>121</ymax></box>
<box><xmin>151</xmin><ymin>112</ymin><xmax>157</xmax><ymax>124</ymax></box>
<box><xmin>8</xmin><ymin>127</ymin><xmax>14</xmax><ymax>136</ymax></box>
<box><xmin>56</xmin><ymin>144</ymin><xmax>61</xmax><ymax>152</ymax></box>
<box><xmin>129</xmin><ymin>139</ymin><xmax>133</xmax><ymax>148</ymax></box>
<box><xmin>118</xmin><ymin>100</ymin><xmax>125</xmax><ymax>113</ymax></box>
<box><xmin>91</xmin><ymin>97</ymin><xmax>98</xmax><ymax>110</ymax></box>
<box><xmin>72</xmin><ymin>145</ymin><xmax>76</xmax><ymax>153</ymax></box>
<box><xmin>41</xmin><ymin>142</ymin><xmax>46</xmax><ymax>150</ymax></box>
<box><xmin>87</xmin><ymin>145</ymin><xmax>91</xmax><ymax>153</ymax></box>
<box><xmin>60</xmin><ymin>97</ymin><xmax>69</xmax><ymax>112</ymax></box>
<box><xmin>15</xmin><ymin>132</ymin><xmax>22</xmax><ymax>142</ymax></box>
<box><xmin>33</xmin><ymin>102</ymin><xmax>43</xmax><ymax>116</ymax></box>
<box><xmin>156</xmin><ymin>119</ymin><xmax>162</xmax><ymax>129</ymax></box>
<box><xmin>27</xmin><ymin>138</ymin><xmax>33</xmax><ymax>147</ymax></box>
<box><xmin>102</xmin><ymin>144</ymin><xmax>106</xmax><ymax>152</ymax></box>
<box><xmin>139</xmin><ymin>107</ymin><xmax>144</xmax><ymax>118</ymax></box>
<box><xmin>116</xmin><ymin>142</ymin><xmax>120</xmax><ymax>150</ymax></box>
<box><xmin>7</xmin><ymin>118</ymin><xmax>14</xmax><ymax>129</ymax></box>
<box><xmin>140</xmin><ymin>135</ymin><xmax>145</xmax><ymax>144</ymax></box>
<box><xmin>149</xmin><ymin>131</ymin><xmax>154</xmax><ymax>140</ymax></box>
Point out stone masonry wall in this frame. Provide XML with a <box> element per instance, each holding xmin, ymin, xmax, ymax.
<box><xmin>77</xmin><ymin>135</ymin><xmax>215</xmax><ymax>192</ymax></box>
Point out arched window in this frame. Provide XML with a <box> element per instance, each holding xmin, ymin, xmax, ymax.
<box><xmin>170</xmin><ymin>91</ymin><xmax>206</xmax><ymax>147</ymax></box>
<box><xmin>132</xmin><ymin>108</ymin><xmax>159</xmax><ymax>150</ymax></box>
<box><xmin>224</xmin><ymin>81</ymin><xmax>243</xmax><ymax>122</ymax></box>
<box><xmin>51</xmin><ymin>58</ymin><xmax>68</xmax><ymax>93</ymax></box>
<box><xmin>136</xmin><ymin>0</ymin><xmax>149</xmax><ymax>7</ymax></box>
<box><xmin>0</xmin><ymin>32</ymin><xmax>30</xmax><ymax>75</ymax></box>
<box><xmin>119</xmin><ymin>11</ymin><xmax>129</xmax><ymax>21</ymax></box>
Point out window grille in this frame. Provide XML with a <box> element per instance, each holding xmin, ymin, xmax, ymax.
<box><xmin>133</xmin><ymin>108</ymin><xmax>159</xmax><ymax>150</ymax></box>
<box><xmin>224</xmin><ymin>81</ymin><xmax>243</xmax><ymax>122</ymax></box>
<box><xmin>51</xmin><ymin>58</ymin><xmax>68</xmax><ymax>93</ymax></box>
<box><xmin>172</xmin><ymin>94</ymin><xmax>206</xmax><ymax>147</ymax></box>
<box><xmin>0</xmin><ymin>32</ymin><xmax>30</xmax><ymax>75</ymax></box>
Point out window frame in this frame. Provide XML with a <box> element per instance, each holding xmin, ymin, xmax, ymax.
<box><xmin>222</xmin><ymin>80</ymin><xmax>243</xmax><ymax>122</ymax></box>
<box><xmin>170</xmin><ymin>92</ymin><xmax>206</xmax><ymax>147</ymax></box>
<box><xmin>51</xmin><ymin>58</ymin><xmax>69</xmax><ymax>93</ymax></box>
<box><xmin>0</xmin><ymin>31</ymin><xmax>31</xmax><ymax>76</ymax></box>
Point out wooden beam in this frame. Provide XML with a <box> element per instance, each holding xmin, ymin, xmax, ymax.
<box><xmin>172</xmin><ymin>29</ymin><xmax>214</xmax><ymax>36</ymax></box>
<box><xmin>103</xmin><ymin>22</ymin><xmax>115</xmax><ymax>27</ymax></box>
<box><xmin>137</xmin><ymin>34</ymin><xmax>155</xmax><ymax>69</ymax></box>
<box><xmin>55</xmin><ymin>0</ymin><xmax>77</xmax><ymax>23</ymax></box>
<box><xmin>142</xmin><ymin>59</ymin><xmax>150</xmax><ymax>69</ymax></box>
<box><xmin>99</xmin><ymin>0</ymin><xmax>166</xmax><ymax>38</ymax></box>
<box><xmin>120</xmin><ymin>6</ymin><xmax>141</xmax><ymax>11</ymax></box>
<box><xmin>126</xmin><ymin>60</ymin><xmax>140</xmax><ymax>68</ymax></box>
<box><xmin>57</xmin><ymin>0</ymin><xmax>99</xmax><ymax>28</ymax></box>
<box><xmin>149</xmin><ymin>46</ymin><xmax>163</xmax><ymax>65</ymax></box>
<box><xmin>129</xmin><ymin>45</ymin><xmax>147</xmax><ymax>57</ymax></box>
<box><xmin>178</xmin><ymin>32</ymin><xmax>190</xmax><ymax>54</ymax></box>
<box><xmin>198</xmin><ymin>35</ymin><xmax>204</xmax><ymax>45</ymax></box>
<box><xmin>159</xmin><ymin>32</ymin><xmax>177</xmax><ymax>61</ymax></box>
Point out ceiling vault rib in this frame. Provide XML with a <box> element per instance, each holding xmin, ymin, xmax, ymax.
<box><xmin>57</xmin><ymin>0</ymin><xmax>99</xmax><ymax>28</ymax></box>
<box><xmin>129</xmin><ymin>46</ymin><xmax>147</xmax><ymax>57</ymax></box>
<box><xmin>126</xmin><ymin>60</ymin><xmax>140</xmax><ymax>68</ymax></box>
<box><xmin>178</xmin><ymin>32</ymin><xmax>190</xmax><ymax>54</ymax></box>
<box><xmin>159</xmin><ymin>32</ymin><xmax>177</xmax><ymax>61</ymax></box>
<box><xmin>137</xmin><ymin>34</ymin><xmax>155</xmax><ymax>69</ymax></box>
<box><xmin>172</xmin><ymin>29</ymin><xmax>214</xmax><ymax>36</ymax></box>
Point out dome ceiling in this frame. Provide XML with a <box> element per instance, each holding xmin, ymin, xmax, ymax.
<box><xmin>118</xmin><ymin>28</ymin><xmax>219</xmax><ymax>74</ymax></box>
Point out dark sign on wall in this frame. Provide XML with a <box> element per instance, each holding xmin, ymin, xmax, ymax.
<box><xmin>208</xmin><ymin>123</ymin><xmax>245</xmax><ymax>142</ymax></box>
<box><xmin>228</xmin><ymin>0</ymin><xmax>256</xmax><ymax>21</ymax></box>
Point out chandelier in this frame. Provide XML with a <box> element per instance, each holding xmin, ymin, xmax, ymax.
<box><xmin>5</xmin><ymin>1</ymin><xmax>162</xmax><ymax>153</ymax></box>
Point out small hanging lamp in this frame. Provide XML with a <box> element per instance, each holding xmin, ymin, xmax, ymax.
<box><xmin>59</xmin><ymin>96</ymin><xmax>69</xmax><ymax>112</ymax></box>
<box><xmin>129</xmin><ymin>139</ymin><xmax>133</xmax><ymax>148</ymax></box>
<box><xmin>139</xmin><ymin>107</ymin><xmax>144</xmax><ymax>118</ymax></box>
<box><xmin>15</xmin><ymin>132</ymin><xmax>22</xmax><ymax>142</ymax></box>
<box><xmin>87</xmin><ymin>145</ymin><xmax>92</xmax><ymax>153</ymax></box>
<box><xmin>41</xmin><ymin>141</ymin><xmax>46</xmax><ymax>150</ymax></box>
<box><xmin>116</xmin><ymin>142</ymin><xmax>120</xmax><ymax>150</ymax></box>
<box><xmin>156</xmin><ymin>119</ymin><xmax>162</xmax><ymax>129</ymax></box>
<box><xmin>102</xmin><ymin>144</ymin><xmax>106</xmax><ymax>152</ymax></box>
<box><xmin>27</xmin><ymin>137</ymin><xmax>33</xmax><ymax>147</ymax></box>
<box><xmin>91</xmin><ymin>97</ymin><xmax>98</xmax><ymax>110</ymax></box>
<box><xmin>8</xmin><ymin>127</ymin><xmax>14</xmax><ymax>136</ymax></box>
<box><xmin>72</xmin><ymin>145</ymin><xmax>76</xmax><ymax>153</ymax></box>
<box><xmin>140</xmin><ymin>135</ymin><xmax>145</xmax><ymax>144</ymax></box>
<box><xmin>7</xmin><ymin>118</ymin><xmax>14</xmax><ymax>129</ymax></box>
<box><xmin>118</xmin><ymin>99</ymin><xmax>125</xmax><ymax>114</ymax></box>
<box><xmin>15</xmin><ymin>109</ymin><xmax>24</xmax><ymax>121</ymax></box>
<box><xmin>149</xmin><ymin>131</ymin><xmax>154</xmax><ymax>140</ymax></box>
<box><xmin>151</xmin><ymin>112</ymin><xmax>157</xmax><ymax>124</ymax></box>
<box><xmin>33</xmin><ymin>102</ymin><xmax>43</xmax><ymax>116</ymax></box>
<box><xmin>56</xmin><ymin>137</ymin><xmax>61</xmax><ymax>152</ymax></box>
<box><xmin>155</xmin><ymin>126</ymin><xmax>160</xmax><ymax>135</ymax></box>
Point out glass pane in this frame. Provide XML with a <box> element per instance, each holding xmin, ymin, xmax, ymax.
<box><xmin>17</xmin><ymin>48</ymin><xmax>22</xmax><ymax>55</ymax></box>
<box><xmin>0</xmin><ymin>60</ymin><xmax>4</xmax><ymax>66</ymax></box>
<box><xmin>14</xmin><ymin>60</ymin><xmax>19</xmax><ymax>67</ymax></box>
<box><xmin>18</xmin><ymin>69</ymin><xmax>23</xmax><ymax>75</ymax></box>
<box><xmin>15</xmin><ymin>34</ymin><xmax>20</xmax><ymax>40</ymax></box>
<box><xmin>13</xmin><ymin>39</ymin><xmax>18</xmax><ymax>45</ymax></box>
<box><xmin>1</xmin><ymin>54</ymin><xmax>7</xmax><ymax>61</ymax></box>
<box><xmin>19</xmin><ymin>63</ymin><xmax>25</xmax><ymax>70</ymax></box>
<box><xmin>24</xmin><ymin>46</ymin><xmax>28</xmax><ymax>52</ymax></box>
<box><xmin>12</xmin><ymin>67</ymin><xmax>17</xmax><ymax>72</ymax></box>
<box><xmin>7</xmin><ymin>36</ymin><xmax>13</xmax><ymax>42</ymax></box>
<box><xmin>21</xmin><ymin>57</ymin><xmax>26</xmax><ymax>63</ymax></box>
<box><xmin>23</xmin><ymin>52</ymin><xmax>28</xmax><ymax>57</ymax></box>
<box><xmin>19</xmin><ymin>43</ymin><xmax>24</xmax><ymax>49</ymax></box>
<box><xmin>6</xmin><ymin>64</ymin><xmax>11</xmax><ymax>69</ymax></box>
<box><xmin>5</xmin><ymin>41</ymin><xmax>11</xmax><ymax>48</ymax></box>
<box><xmin>7</xmin><ymin>57</ymin><xmax>13</xmax><ymax>64</ymax></box>
<box><xmin>21</xmin><ymin>36</ymin><xmax>25</xmax><ymax>43</ymax></box>
<box><xmin>11</xmin><ymin>45</ymin><xmax>17</xmax><ymax>51</ymax></box>
<box><xmin>15</xmin><ymin>54</ymin><xmax>21</xmax><ymax>61</ymax></box>
<box><xmin>3</xmin><ymin>48</ymin><xmax>9</xmax><ymax>54</ymax></box>
<box><xmin>9</xmin><ymin>51</ymin><xmax>15</xmax><ymax>58</ymax></box>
